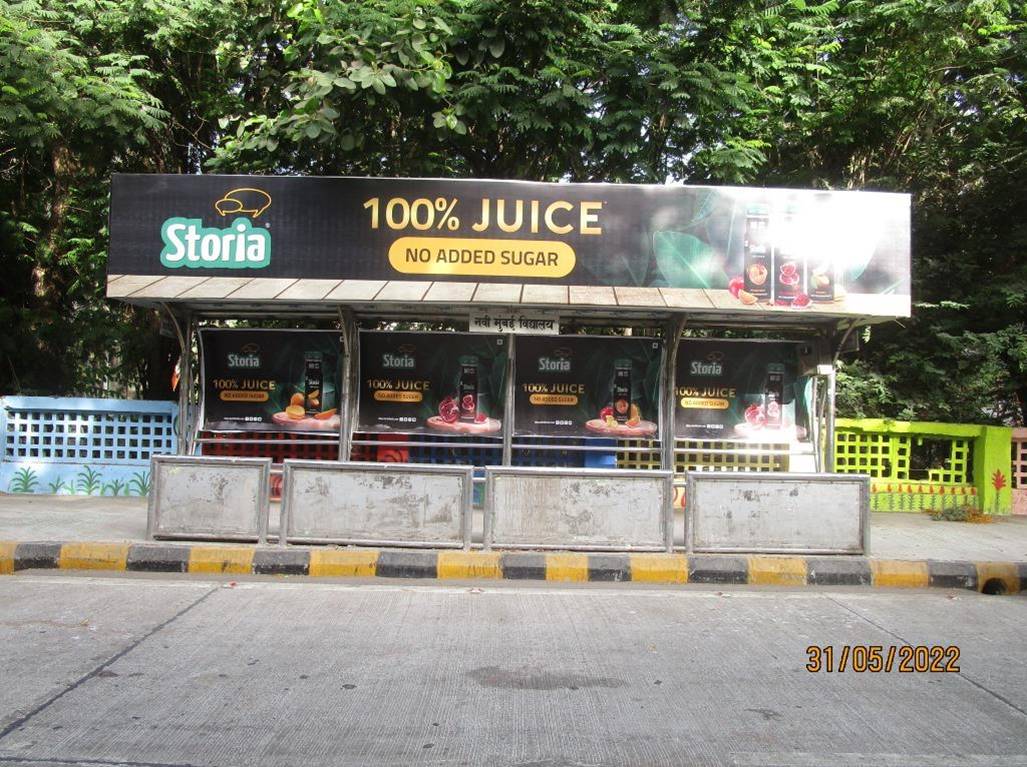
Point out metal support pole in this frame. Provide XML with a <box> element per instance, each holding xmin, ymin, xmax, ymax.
<box><xmin>661</xmin><ymin>315</ymin><xmax>687</xmax><ymax>473</ymax></box>
<box><xmin>825</xmin><ymin>366</ymin><xmax>837</xmax><ymax>473</ymax></box>
<box><xmin>162</xmin><ymin>306</ymin><xmax>193</xmax><ymax>456</ymax></box>
<box><xmin>341</xmin><ymin>310</ymin><xmax>359</xmax><ymax>462</ymax></box>
<box><xmin>502</xmin><ymin>334</ymin><xmax>516</xmax><ymax>466</ymax></box>
<box><xmin>823</xmin><ymin>319</ymin><xmax>865</xmax><ymax>474</ymax></box>
<box><xmin>187</xmin><ymin>315</ymin><xmax>203</xmax><ymax>456</ymax></box>
<box><xmin>337</xmin><ymin>308</ymin><xmax>356</xmax><ymax>462</ymax></box>
<box><xmin>810</xmin><ymin>375</ymin><xmax>821</xmax><ymax>473</ymax></box>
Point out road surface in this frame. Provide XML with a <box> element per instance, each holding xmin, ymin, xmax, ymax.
<box><xmin>1</xmin><ymin>573</ymin><xmax>1025</xmax><ymax>766</ymax></box>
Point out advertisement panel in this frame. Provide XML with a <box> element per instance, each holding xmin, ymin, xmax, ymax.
<box><xmin>674</xmin><ymin>340</ymin><xmax>810</xmax><ymax>442</ymax></box>
<box><xmin>199</xmin><ymin>329</ymin><xmax>342</xmax><ymax>433</ymax></box>
<box><xmin>357</xmin><ymin>331</ymin><xmax>507</xmax><ymax>434</ymax></box>
<box><xmin>514</xmin><ymin>336</ymin><xmax>662</xmax><ymax>438</ymax></box>
<box><xmin>109</xmin><ymin>174</ymin><xmax>911</xmax><ymax>318</ymax></box>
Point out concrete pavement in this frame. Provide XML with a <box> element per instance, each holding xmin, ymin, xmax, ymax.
<box><xmin>0</xmin><ymin>574</ymin><xmax>1025</xmax><ymax>766</ymax></box>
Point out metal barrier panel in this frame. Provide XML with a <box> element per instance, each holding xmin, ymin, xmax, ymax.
<box><xmin>484</xmin><ymin>467</ymin><xmax>674</xmax><ymax>552</ymax></box>
<box><xmin>280</xmin><ymin>461</ymin><xmax>472</xmax><ymax>548</ymax></box>
<box><xmin>148</xmin><ymin>456</ymin><xmax>270</xmax><ymax>542</ymax></box>
<box><xmin>687</xmin><ymin>471</ymin><xmax>869</xmax><ymax>554</ymax></box>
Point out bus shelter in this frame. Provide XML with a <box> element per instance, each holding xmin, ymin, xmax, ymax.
<box><xmin>107</xmin><ymin>175</ymin><xmax>910</xmax><ymax>554</ymax></box>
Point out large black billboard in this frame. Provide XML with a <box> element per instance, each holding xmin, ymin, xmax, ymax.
<box><xmin>109</xmin><ymin>174</ymin><xmax>911</xmax><ymax>318</ymax></box>
<box><xmin>199</xmin><ymin>329</ymin><xmax>342</xmax><ymax>433</ymax></box>
<box><xmin>514</xmin><ymin>336</ymin><xmax>662</xmax><ymax>438</ymax></box>
<box><xmin>674</xmin><ymin>340</ymin><xmax>810</xmax><ymax>441</ymax></box>
<box><xmin>357</xmin><ymin>331</ymin><xmax>507</xmax><ymax>434</ymax></box>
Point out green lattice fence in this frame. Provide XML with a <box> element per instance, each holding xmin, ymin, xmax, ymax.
<box><xmin>834</xmin><ymin>420</ymin><xmax>1012</xmax><ymax>514</ymax></box>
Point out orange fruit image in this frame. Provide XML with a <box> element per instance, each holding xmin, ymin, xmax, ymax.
<box><xmin>747</xmin><ymin>263</ymin><xmax>768</xmax><ymax>285</ymax></box>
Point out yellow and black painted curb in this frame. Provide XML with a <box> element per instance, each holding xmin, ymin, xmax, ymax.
<box><xmin>1</xmin><ymin>540</ymin><xmax>1024</xmax><ymax>594</ymax></box>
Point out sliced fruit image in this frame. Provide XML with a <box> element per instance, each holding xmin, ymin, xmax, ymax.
<box><xmin>629</xmin><ymin>403</ymin><xmax>641</xmax><ymax>420</ymax></box>
<box><xmin>289</xmin><ymin>392</ymin><xmax>305</xmax><ymax>407</ymax></box>
<box><xmin>461</xmin><ymin>394</ymin><xmax>476</xmax><ymax>413</ymax></box>
<box><xmin>439</xmin><ymin>396</ymin><xmax>459</xmax><ymax>424</ymax></box>
<box><xmin>792</xmin><ymin>292</ymin><xmax>811</xmax><ymax>308</ymax></box>
<box><xmin>746</xmin><ymin>263</ymin><xmax>768</xmax><ymax>285</ymax></box>
<box><xmin>285</xmin><ymin>405</ymin><xmax>305</xmax><ymax>420</ymax></box>
<box><xmin>614</xmin><ymin>398</ymin><xmax>629</xmax><ymax>414</ymax></box>
<box><xmin>779</xmin><ymin>271</ymin><xmax>800</xmax><ymax>286</ymax></box>
<box><xmin>737</xmin><ymin>289</ymin><xmax>758</xmax><ymax>305</ymax></box>
<box><xmin>314</xmin><ymin>408</ymin><xmax>337</xmax><ymax>420</ymax></box>
<box><xmin>743</xmin><ymin>403</ymin><xmax>766</xmax><ymax>428</ymax></box>
<box><xmin>599</xmin><ymin>405</ymin><xmax>614</xmax><ymax>420</ymax></box>
<box><xmin>779</xmin><ymin>261</ymin><xmax>798</xmax><ymax>277</ymax></box>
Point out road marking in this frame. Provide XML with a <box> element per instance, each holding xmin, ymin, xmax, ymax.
<box><xmin>188</xmin><ymin>546</ymin><xmax>254</xmax><ymax>575</ymax></box>
<box><xmin>975</xmin><ymin>562</ymin><xmax>1019</xmax><ymax>594</ymax></box>
<box><xmin>749</xmin><ymin>555</ymin><xmax>807</xmax><ymax>586</ymax></box>
<box><xmin>308</xmin><ymin>549</ymin><xmax>377</xmax><ymax>578</ymax></box>
<box><xmin>870</xmin><ymin>560</ymin><xmax>929</xmax><ymax>589</ymax></box>
<box><xmin>0</xmin><ymin>541</ymin><xmax>15</xmax><ymax>575</ymax></box>
<box><xmin>629</xmin><ymin>553</ymin><xmax>688</xmax><ymax>583</ymax></box>
<box><xmin>545</xmin><ymin>552</ymin><xmax>589</xmax><ymax>582</ymax></box>
<box><xmin>58</xmin><ymin>542</ymin><xmax>130</xmax><ymax>572</ymax></box>
<box><xmin>437</xmin><ymin>551</ymin><xmax>502</xmax><ymax>579</ymax></box>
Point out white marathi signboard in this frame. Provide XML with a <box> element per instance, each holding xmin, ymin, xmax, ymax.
<box><xmin>469</xmin><ymin>311</ymin><xmax>559</xmax><ymax>335</ymax></box>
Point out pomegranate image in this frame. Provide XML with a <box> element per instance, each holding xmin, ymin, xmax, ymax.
<box><xmin>439</xmin><ymin>396</ymin><xmax>459</xmax><ymax>424</ymax></box>
<box><xmin>474</xmin><ymin>412</ymin><xmax>488</xmax><ymax>424</ymax></box>
<box><xmin>461</xmin><ymin>394</ymin><xmax>476</xmax><ymax>413</ymax></box>
<box><xmin>744</xmin><ymin>403</ymin><xmax>766</xmax><ymax>428</ymax></box>
<box><xmin>779</xmin><ymin>272</ymin><xmax>800</xmax><ymax>287</ymax></box>
<box><xmin>599</xmin><ymin>405</ymin><xmax>614</xmax><ymax>420</ymax></box>
<box><xmin>728</xmin><ymin>276</ymin><xmax>744</xmax><ymax>298</ymax></box>
<box><xmin>792</xmin><ymin>292</ymin><xmax>811</xmax><ymax>308</ymax></box>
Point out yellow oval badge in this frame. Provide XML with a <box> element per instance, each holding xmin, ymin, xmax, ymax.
<box><xmin>374</xmin><ymin>390</ymin><xmax>423</xmax><ymax>403</ymax></box>
<box><xmin>388</xmin><ymin>237</ymin><xmax>575</xmax><ymax>278</ymax></box>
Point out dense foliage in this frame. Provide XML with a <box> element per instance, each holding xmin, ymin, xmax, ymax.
<box><xmin>1</xmin><ymin>0</ymin><xmax>1024</xmax><ymax>421</ymax></box>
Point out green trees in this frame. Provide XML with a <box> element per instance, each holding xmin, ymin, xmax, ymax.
<box><xmin>1</xmin><ymin>0</ymin><xmax>1024</xmax><ymax>422</ymax></box>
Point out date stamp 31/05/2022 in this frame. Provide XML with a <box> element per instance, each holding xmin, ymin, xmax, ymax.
<box><xmin>806</xmin><ymin>645</ymin><xmax>961</xmax><ymax>673</ymax></box>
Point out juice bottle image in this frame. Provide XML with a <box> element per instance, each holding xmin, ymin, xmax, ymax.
<box><xmin>458</xmin><ymin>356</ymin><xmax>479</xmax><ymax>422</ymax></box>
<box><xmin>612</xmin><ymin>359</ymin><xmax>632</xmax><ymax>424</ymax></box>
<box><xmin>808</xmin><ymin>261</ymin><xmax>836</xmax><ymax>302</ymax></box>
<box><xmin>304</xmin><ymin>351</ymin><xmax>323</xmax><ymax>416</ymax></box>
<box><xmin>743</xmin><ymin>204</ymin><xmax>771</xmax><ymax>301</ymax></box>
<box><xmin>764</xmin><ymin>363</ymin><xmax>785</xmax><ymax>429</ymax></box>
<box><xmin>773</xmin><ymin>206</ymin><xmax>803</xmax><ymax>306</ymax></box>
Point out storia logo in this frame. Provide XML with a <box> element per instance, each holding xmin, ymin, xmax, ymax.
<box><xmin>160</xmin><ymin>188</ymin><xmax>272</xmax><ymax>270</ymax></box>
<box><xmin>227</xmin><ymin>344</ymin><xmax>261</xmax><ymax>368</ymax></box>
<box><xmin>690</xmin><ymin>351</ymin><xmax>724</xmax><ymax>376</ymax></box>
<box><xmin>538</xmin><ymin>347</ymin><xmax>572</xmax><ymax>372</ymax></box>
<box><xmin>382</xmin><ymin>351</ymin><xmax>415</xmax><ymax>369</ymax></box>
